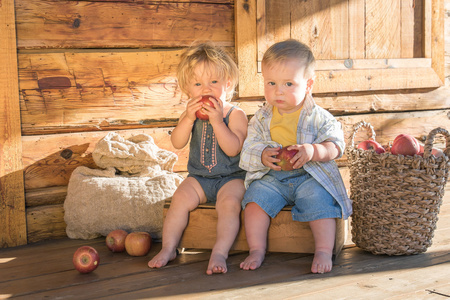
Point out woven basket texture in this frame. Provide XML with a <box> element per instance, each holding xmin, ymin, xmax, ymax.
<box><xmin>346</xmin><ymin>121</ymin><xmax>450</xmax><ymax>255</ymax></box>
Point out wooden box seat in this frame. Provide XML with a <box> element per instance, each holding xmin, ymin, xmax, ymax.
<box><xmin>164</xmin><ymin>201</ymin><xmax>347</xmax><ymax>257</ymax></box>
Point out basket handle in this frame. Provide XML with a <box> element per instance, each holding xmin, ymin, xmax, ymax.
<box><xmin>349</xmin><ymin>121</ymin><xmax>377</xmax><ymax>148</ymax></box>
<box><xmin>423</xmin><ymin>127</ymin><xmax>450</xmax><ymax>159</ymax></box>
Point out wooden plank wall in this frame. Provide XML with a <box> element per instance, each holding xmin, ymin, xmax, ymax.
<box><xmin>0</xmin><ymin>0</ymin><xmax>27</xmax><ymax>248</ymax></box>
<box><xmin>16</xmin><ymin>0</ymin><xmax>236</xmax><ymax>245</ymax></box>
<box><xmin>1</xmin><ymin>0</ymin><xmax>449</xmax><ymax>246</ymax></box>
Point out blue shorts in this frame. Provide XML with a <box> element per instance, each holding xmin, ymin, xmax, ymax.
<box><xmin>189</xmin><ymin>171</ymin><xmax>246</xmax><ymax>203</ymax></box>
<box><xmin>242</xmin><ymin>169</ymin><xmax>342</xmax><ymax>222</ymax></box>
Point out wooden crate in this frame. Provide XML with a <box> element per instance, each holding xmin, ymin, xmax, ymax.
<box><xmin>164</xmin><ymin>202</ymin><xmax>347</xmax><ymax>258</ymax></box>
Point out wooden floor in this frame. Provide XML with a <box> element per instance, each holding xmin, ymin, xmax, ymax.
<box><xmin>1</xmin><ymin>195</ymin><xmax>450</xmax><ymax>300</ymax></box>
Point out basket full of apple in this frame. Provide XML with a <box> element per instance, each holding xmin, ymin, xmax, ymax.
<box><xmin>346</xmin><ymin>121</ymin><xmax>450</xmax><ymax>255</ymax></box>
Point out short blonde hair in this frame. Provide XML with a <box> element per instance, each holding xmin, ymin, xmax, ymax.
<box><xmin>262</xmin><ymin>39</ymin><xmax>316</xmax><ymax>79</ymax></box>
<box><xmin>177</xmin><ymin>42</ymin><xmax>239</xmax><ymax>101</ymax></box>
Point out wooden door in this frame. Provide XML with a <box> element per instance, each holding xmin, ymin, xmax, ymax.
<box><xmin>235</xmin><ymin>0</ymin><xmax>445</xmax><ymax>97</ymax></box>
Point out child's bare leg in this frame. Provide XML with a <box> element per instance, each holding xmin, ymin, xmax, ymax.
<box><xmin>148</xmin><ymin>178</ymin><xmax>205</xmax><ymax>269</ymax></box>
<box><xmin>206</xmin><ymin>179</ymin><xmax>245</xmax><ymax>275</ymax></box>
<box><xmin>240</xmin><ymin>202</ymin><xmax>270</xmax><ymax>271</ymax></box>
<box><xmin>309</xmin><ymin>218</ymin><xmax>336</xmax><ymax>274</ymax></box>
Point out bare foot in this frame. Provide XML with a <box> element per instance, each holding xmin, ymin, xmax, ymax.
<box><xmin>240</xmin><ymin>249</ymin><xmax>265</xmax><ymax>270</ymax></box>
<box><xmin>148</xmin><ymin>247</ymin><xmax>177</xmax><ymax>269</ymax></box>
<box><xmin>206</xmin><ymin>252</ymin><xmax>228</xmax><ymax>275</ymax></box>
<box><xmin>311</xmin><ymin>250</ymin><xmax>333</xmax><ymax>274</ymax></box>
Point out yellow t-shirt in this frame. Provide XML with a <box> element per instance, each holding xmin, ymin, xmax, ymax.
<box><xmin>270</xmin><ymin>107</ymin><xmax>301</xmax><ymax>147</ymax></box>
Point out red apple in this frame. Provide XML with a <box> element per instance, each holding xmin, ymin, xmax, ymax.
<box><xmin>106</xmin><ymin>229</ymin><xmax>128</xmax><ymax>253</ymax></box>
<box><xmin>391</xmin><ymin>134</ymin><xmax>420</xmax><ymax>156</ymax></box>
<box><xmin>195</xmin><ymin>95</ymin><xmax>216</xmax><ymax>120</ymax></box>
<box><xmin>432</xmin><ymin>148</ymin><xmax>445</xmax><ymax>158</ymax></box>
<box><xmin>418</xmin><ymin>144</ymin><xmax>445</xmax><ymax>158</ymax></box>
<box><xmin>418</xmin><ymin>144</ymin><xmax>424</xmax><ymax>156</ymax></box>
<box><xmin>275</xmin><ymin>146</ymin><xmax>298</xmax><ymax>171</ymax></box>
<box><xmin>125</xmin><ymin>232</ymin><xmax>152</xmax><ymax>256</ymax></box>
<box><xmin>73</xmin><ymin>246</ymin><xmax>100</xmax><ymax>274</ymax></box>
<box><xmin>357</xmin><ymin>140</ymin><xmax>386</xmax><ymax>154</ymax></box>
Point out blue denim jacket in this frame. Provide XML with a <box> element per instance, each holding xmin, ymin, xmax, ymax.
<box><xmin>239</xmin><ymin>95</ymin><xmax>352</xmax><ymax>219</ymax></box>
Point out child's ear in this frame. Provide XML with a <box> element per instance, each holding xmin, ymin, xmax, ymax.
<box><xmin>226</xmin><ymin>79</ymin><xmax>232</xmax><ymax>90</ymax></box>
<box><xmin>306</xmin><ymin>77</ymin><xmax>314</xmax><ymax>94</ymax></box>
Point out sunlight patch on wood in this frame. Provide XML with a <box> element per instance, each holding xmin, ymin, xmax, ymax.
<box><xmin>0</xmin><ymin>257</ymin><xmax>16</xmax><ymax>264</ymax></box>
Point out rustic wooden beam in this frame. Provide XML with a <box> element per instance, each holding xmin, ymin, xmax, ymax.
<box><xmin>26</xmin><ymin>204</ymin><xmax>66</xmax><ymax>243</ymax></box>
<box><xmin>235</xmin><ymin>0</ymin><xmax>263</xmax><ymax>97</ymax></box>
<box><xmin>431</xmin><ymin>0</ymin><xmax>445</xmax><ymax>83</ymax></box>
<box><xmin>15</xmin><ymin>0</ymin><xmax>234</xmax><ymax>49</ymax></box>
<box><xmin>18</xmin><ymin>48</ymin><xmax>450</xmax><ymax>135</ymax></box>
<box><xmin>25</xmin><ymin>186</ymin><xmax>68</xmax><ymax>207</ymax></box>
<box><xmin>0</xmin><ymin>0</ymin><xmax>27</xmax><ymax>247</ymax></box>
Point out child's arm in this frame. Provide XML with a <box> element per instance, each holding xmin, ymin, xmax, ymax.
<box><xmin>198</xmin><ymin>97</ymin><xmax>248</xmax><ymax>157</ymax></box>
<box><xmin>211</xmin><ymin>106</ymin><xmax>248</xmax><ymax>157</ymax></box>
<box><xmin>311</xmin><ymin>141</ymin><xmax>340</xmax><ymax>161</ymax></box>
<box><xmin>171</xmin><ymin>97</ymin><xmax>203</xmax><ymax>149</ymax></box>
<box><xmin>285</xmin><ymin>114</ymin><xmax>344</xmax><ymax>169</ymax></box>
<box><xmin>239</xmin><ymin>110</ymin><xmax>279</xmax><ymax>172</ymax></box>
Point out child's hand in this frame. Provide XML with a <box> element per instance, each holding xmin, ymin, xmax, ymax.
<box><xmin>286</xmin><ymin>144</ymin><xmax>314</xmax><ymax>169</ymax></box>
<box><xmin>262</xmin><ymin>146</ymin><xmax>282</xmax><ymax>171</ymax></box>
<box><xmin>185</xmin><ymin>96</ymin><xmax>203</xmax><ymax>122</ymax></box>
<box><xmin>202</xmin><ymin>96</ymin><xmax>224</xmax><ymax>126</ymax></box>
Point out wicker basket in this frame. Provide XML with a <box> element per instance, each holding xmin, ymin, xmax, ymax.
<box><xmin>346</xmin><ymin>121</ymin><xmax>450</xmax><ymax>255</ymax></box>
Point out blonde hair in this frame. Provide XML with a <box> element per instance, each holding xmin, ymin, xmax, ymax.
<box><xmin>177</xmin><ymin>42</ymin><xmax>239</xmax><ymax>101</ymax></box>
<box><xmin>262</xmin><ymin>39</ymin><xmax>316</xmax><ymax>79</ymax></box>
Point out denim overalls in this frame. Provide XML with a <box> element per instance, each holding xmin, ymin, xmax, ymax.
<box><xmin>187</xmin><ymin>106</ymin><xmax>246</xmax><ymax>202</ymax></box>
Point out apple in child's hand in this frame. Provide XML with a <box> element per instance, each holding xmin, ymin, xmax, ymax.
<box><xmin>73</xmin><ymin>246</ymin><xmax>100</xmax><ymax>274</ymax></box>
<box><xmin>391</xmin><ymin>134</ymin><xmax>420</xmax><ymax>156</ymax></box>
<box><xmin>125</xmin><ymin>232</ymin><xmax>152</xmax><ymax>256</ymax></box>
<box><xmin>195</xmin><ymin>95</ymin><xmax>216</xmax><ymax>120</ymax></box>
<box><xmin>106</xmin><ymin>229</ymin><xmax>128</xmax><ymax>253</ymax></box>
<box><xmin>275</xmin><ymin>146</ymin><xmax>298</xmax><ymax>171</ymax></box>
<box><xmin>357</xmin><ymin>140</ymin><xmax>386</xmax><ymax>154</ymax></box>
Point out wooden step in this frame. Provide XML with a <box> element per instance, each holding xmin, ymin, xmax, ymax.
<box><xmin>164</xmin><ymin>201</ymin><xmax>347</xmax><ymax>258</ymax></box>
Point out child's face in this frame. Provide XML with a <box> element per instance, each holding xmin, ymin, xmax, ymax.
<box><xmin>186</xmin><ymin>62</ymin><xmax>231</xmax><ymax>101</ymax></box>
<box><xmin>262</xmin><ymin>59</ymin><xmax>313</xmax><ymax>114</ymax></box>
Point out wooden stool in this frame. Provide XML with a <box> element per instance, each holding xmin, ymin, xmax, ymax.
<box><xmin>164</xmin><ymin>201</ymin><xmax>347</xmax><ymax>258</ymax></box>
